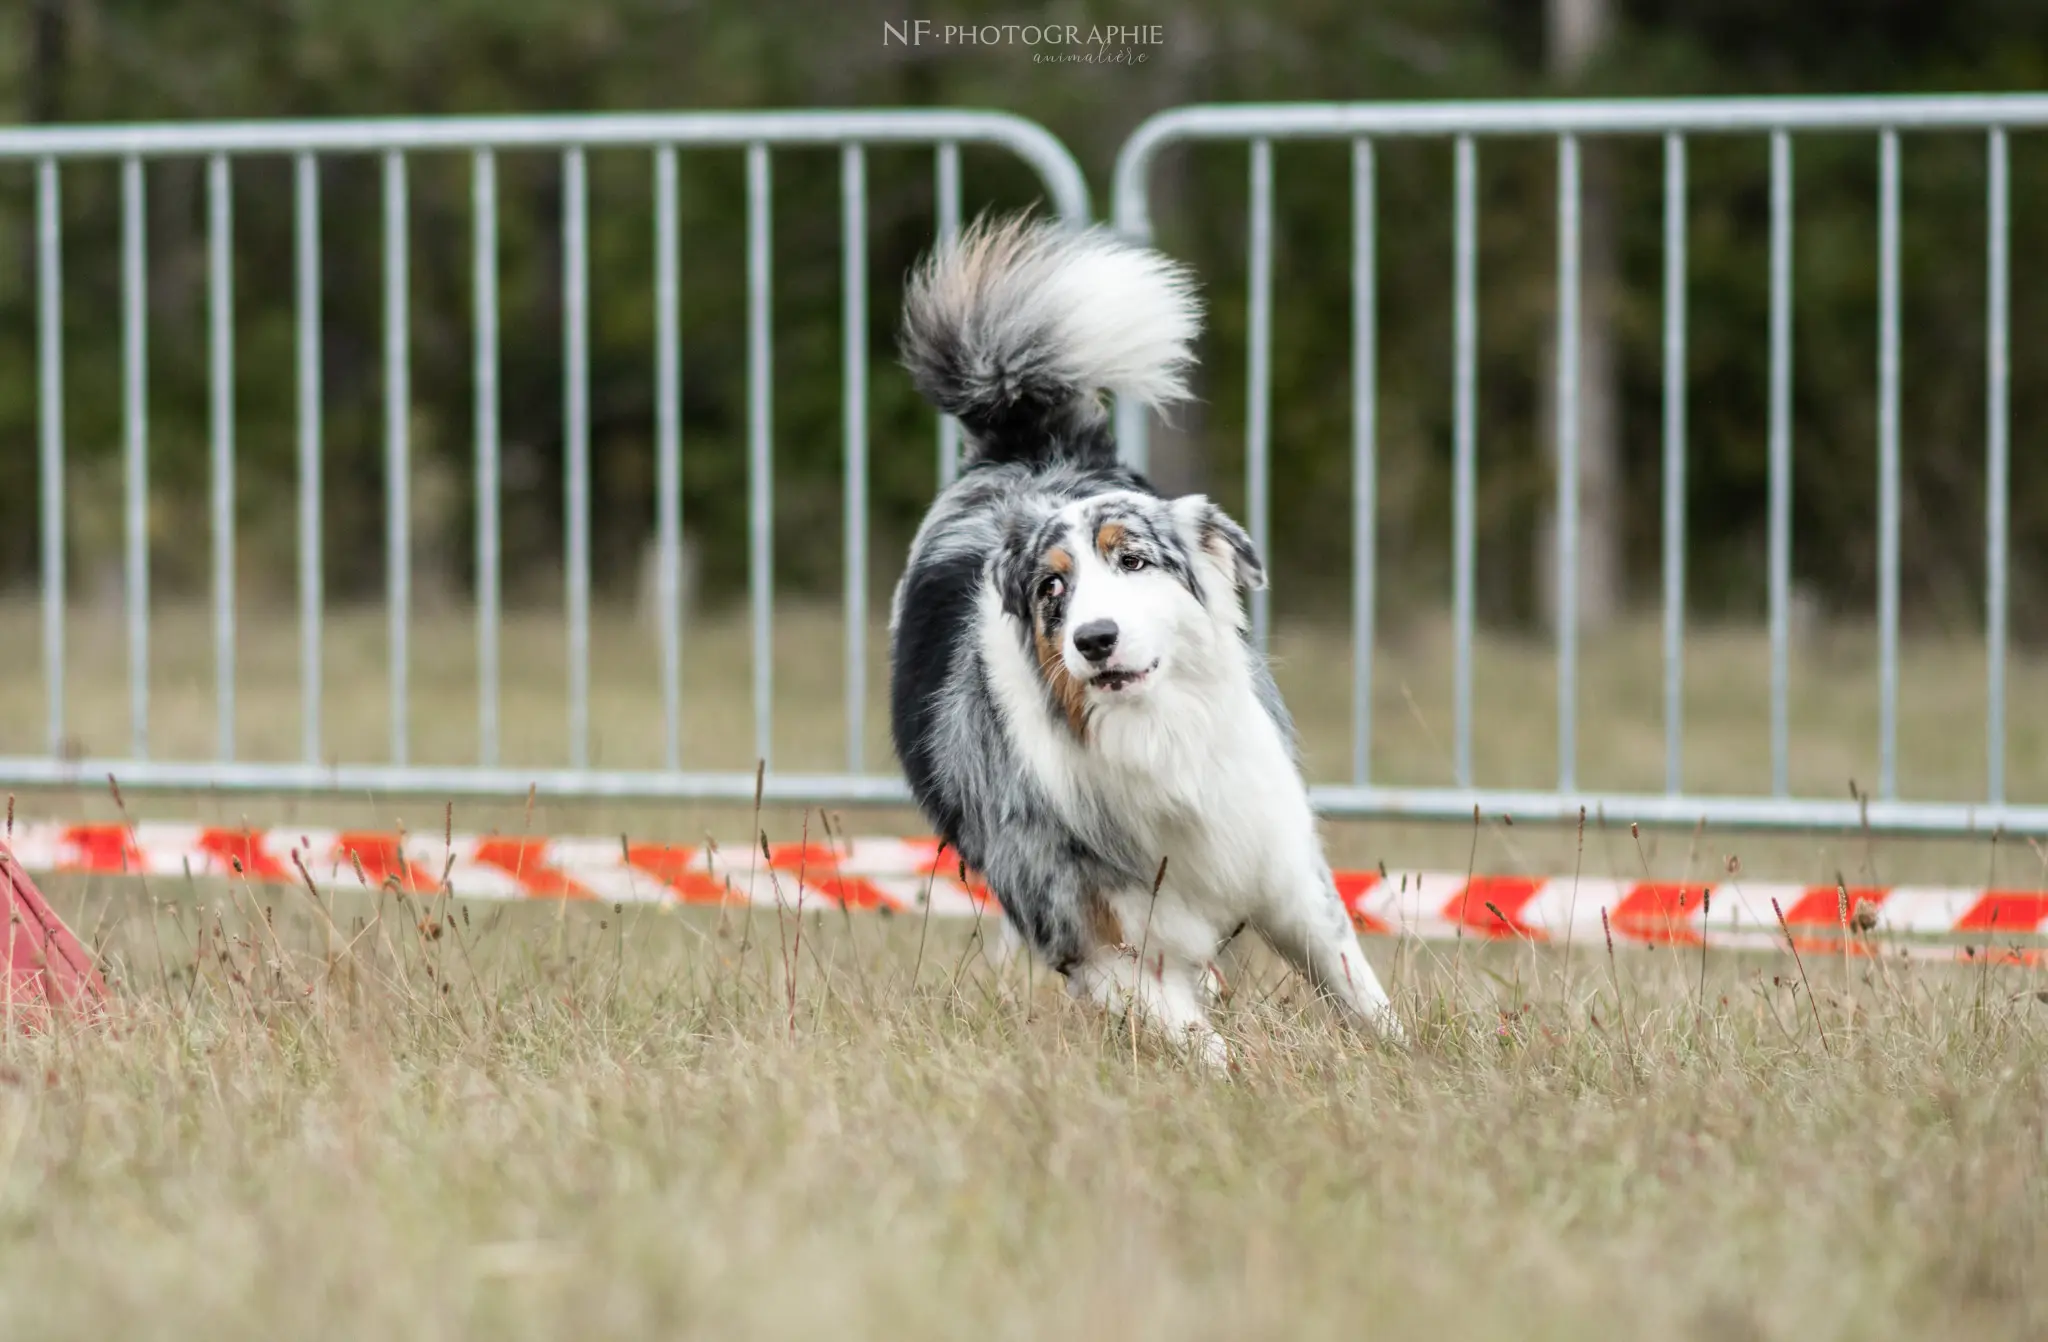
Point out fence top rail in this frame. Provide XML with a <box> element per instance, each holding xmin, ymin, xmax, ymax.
<box><xmin>0</xmin><ymin>107</ymin><xmax>1092</xmax><ymax>221</ymax></box>
<box><xmin>1114</xmin><ymin>92</ymin><xmax>2048</xmax><ymax>236</ymax></box>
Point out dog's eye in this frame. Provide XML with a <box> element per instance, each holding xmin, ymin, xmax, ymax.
<box><xmin>1117</xmin><ymin>551</ymin><xmax>1149</xmax><ymax>573</ymax></box>
<box><xmin>1038</xmin><ymin>574</ymin><xmax>1066</xmax><ymax>602</ymax></box>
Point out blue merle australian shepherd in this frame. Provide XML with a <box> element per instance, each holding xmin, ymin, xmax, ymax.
<box><xmin>889</xmin><ymin>215</ymin><xmax>1404</xmax><ymax>1070</ymax></box>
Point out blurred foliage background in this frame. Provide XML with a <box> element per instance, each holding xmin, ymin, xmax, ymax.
<box><xmin>3</xmin><ymin>0</ymin><xmax>2047</xmax><ymax>636</ymax></box>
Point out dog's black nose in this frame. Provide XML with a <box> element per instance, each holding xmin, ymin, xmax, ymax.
<box><xmin>1072</xmin><ymin>619</ymin><xmax>1119</xmax><ymax>664</ymax></box>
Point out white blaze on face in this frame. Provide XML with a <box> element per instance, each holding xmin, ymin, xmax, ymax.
<box><xmin>1057</xmin><ymin>508</ymin><xmax>1209</xmax><ymax>695</ymax></box>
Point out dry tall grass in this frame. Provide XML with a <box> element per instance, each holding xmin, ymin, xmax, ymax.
<box><xmin>1</xmin><ymin>862</ymin><xmax>2043</xmax><ymax>1341</ymax></box>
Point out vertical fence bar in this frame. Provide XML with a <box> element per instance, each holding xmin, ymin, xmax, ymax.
<box><xmin>1555</xmin><ymin>135</ymin><xmax>1582</xmax><ymax>794</ymax></box>
<box><xmin>1452</xmin><ymin>135</ymin><xmax>1478</xmax><ymax>791</ymax></box>
<box><xmin>1877</xmin><ymin>129</ymin><xmax>1901</xmax><ymax>801</ymax></box>
<box><xmin>843</xmin><ymin>144</ymin><xmax>870</xmax><ymax>774</ymax></box>
<box><xmin>122</xmin><ymin>155</ymin><xmax>149</xmax><ymax>760</ymax></box>
<box><xmin>1351</xmin><ymin>138</ymin><xmax>1377</xmax><ymax>786</ymax></box>
<box><xmin>384</xmin><ymin>150</ymin><xmax>411</xmax><ymax>767</ymax></box>
<box><xmin>36</xmin><ymin>159</ymin><xmax>64</xmax><ymax>760</ymax></box>
<box><xmin>295</xmin><ymin>152</ymin><xmax>322</xmax><ymax>766</ymax></box>
<box><xmin>1116</xmin><ymin>394</ymin><xmax>1149</xmax><ymax>475</ymax></box>
<box><xmin>473</xmin><ymin>149</ymin><xmax>501</xmax><ymax>768</ymax></box>
<box><xmin>935</xmin><ymin>142</ymin><xmax>962</xmax><ymax>492</ymax></box>
<box><xmin>747</xmin><ymin>143</ymin><xmax>774</xmax><ymax>770</ymax></box>
<box><xmin>1662</xmin><ymin>133</ymin><xmax>1688</xmax><ymax>796</ymax></box>
<box><xmin>1986</xmin><ymin>127</ymin><xmax>2009</xmax><ymax>808</ymax></box>
<box><xmin>563</xmin><ymin>147</ymin><xmax>591</xmax><ymax>770</ymax></box>
<box><xmin>208</xmin><ymin>154</ymin><xmax>235</xmax><ymax>762</ymax></box>
<box><xmin>1768</xmin><ymin>130</ymin><xmax>1793</xmax><ymax>798</ymax></box>
<box><xmin>654</xmin><ymin>145</ymin><xmax>684</xmax><ymax>772</ymax></box>
<box><xmin>1115</xmin><ymin>407</ymin><xmax>1150</xmax><ymax>472</ymax></box>
<box><xmin>1246</xmin><ymin>138</ymin><xmax>1274</xmax><ymax>652</ymax></box>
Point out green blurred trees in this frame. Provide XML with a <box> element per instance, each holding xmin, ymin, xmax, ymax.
<box><xmin>3</xmin><ymin>0</ymin><xmax>2047</xmax><ymax>634</ymax></box>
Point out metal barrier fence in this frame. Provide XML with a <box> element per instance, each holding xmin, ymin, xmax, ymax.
<box><xmin>1112</xmin><ymin>95</ymin><xmax>2048</xmax><ymax>836</ymax></box>
<box><xmin>0</xmin><ymin>110</ymin><xmax>1086</xmax><ymax>809</ymax></box>
<box><xmin>7</xmin><ymin>97</ymin><xmax>2048</xmax><ymax>838</ymax></box>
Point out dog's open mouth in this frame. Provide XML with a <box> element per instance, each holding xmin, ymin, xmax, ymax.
<box><xmin>1089</xmin><ymin>660</ymin><xmax>1160</xmax><ymax>693</ymax></box>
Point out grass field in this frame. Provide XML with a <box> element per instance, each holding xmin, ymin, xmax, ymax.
<box><xmin>0</xmin><ymin>600</ymin><xmax>2045</xmax><ymax>1339</ymax></box>
<box><xmin>1</xmin><ymin>874</ymin><xmax>2043</xmax><ymax>1341</ymax></box>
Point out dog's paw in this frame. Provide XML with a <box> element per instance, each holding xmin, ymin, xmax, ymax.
<box><xmin>1367</xmin><ymin>1007</ymin><xmax>1410</xmax><ymax>1052</ymax></box>
<box><xmin>1186</xmin><ymin>1026</ymin><xmax>1233</xmax><ymax>1077</ymax></box>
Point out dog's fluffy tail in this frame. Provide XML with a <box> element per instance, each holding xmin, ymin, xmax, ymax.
<box><xmin>899</xmin><ymin>214</ymin><xmax>1201</xmax><ymax>469</ymax></box>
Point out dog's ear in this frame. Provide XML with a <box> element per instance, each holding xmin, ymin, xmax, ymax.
<box><xmin>992</xmin><ymin>516</ymin><xmax>1039</xmax><ymax>622</ymax></box>
<box><xmin>1172</xmin><ymin>496</ymin><xmax>1266</xmax><ymax>592</ymax></box>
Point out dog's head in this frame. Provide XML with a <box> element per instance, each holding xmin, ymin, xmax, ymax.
<box><xmin>997</xmin><ymin>490</ymin><xmax>1265</xmax><ymax>735</ymax></box>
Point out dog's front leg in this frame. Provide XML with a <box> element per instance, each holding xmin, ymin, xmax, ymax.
<box><xmin>1066</xmin><ymin>944</ymin><xmax>1231</xmax><ymax>1074</ymax></box>
<box><xmin>1253</xmin><ymin>854</ymin><xmax>1407</xmax><ymax>1047</ymax></box>
<box><xmin>973</xmin><ymin>837</ymin><xmax>1232</xmax><ymax>1072</ymax></box>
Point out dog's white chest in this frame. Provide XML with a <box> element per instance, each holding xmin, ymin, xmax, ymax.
<box><xmin>1085</xmin><ymin>682</ymin><xmax>1304</xmax><ymax>903</ymax></box>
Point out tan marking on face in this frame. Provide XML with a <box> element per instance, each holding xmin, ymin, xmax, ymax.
<box><xmin>1083</xmin><ymin>890</ymin><xmax>1125</xmax><ymax>950</ymax></box>
<box><xmin>1032</xmin><ymin>618</ymin><xmax>1090</xmax><ymax>741</ymax></box>
<box><xmin>1028</xmin><ymin>546</ymin><xmax>1087</xmax><ymax>739</ymax></box>
<box><xmin>1094</xmin><ymin>521</ymin><xmax>1128</xmax><ymax>561</ymax></box>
